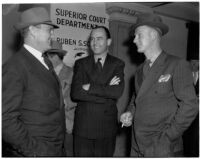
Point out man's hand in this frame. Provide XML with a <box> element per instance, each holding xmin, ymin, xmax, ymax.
<box><xmin>82</xmin><ymin>84</ymin><xmax>90</xmax><ymax>91</ymax></box>
<box><xmin>109</xmin><ymin>76</ymin><xmax>120</xmax><ymax>85</ymax></box>
<box><xmin>120</xmin><ymin>111</ymin><xmax>133</xmax><ymax>127</ymax></box>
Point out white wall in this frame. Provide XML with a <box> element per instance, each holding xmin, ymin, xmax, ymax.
<box><xmin>161</xmin><ymin>15</ymin><xmax>188</xmax><ymax>58</ymax></box>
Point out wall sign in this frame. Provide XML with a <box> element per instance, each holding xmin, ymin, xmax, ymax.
<box><xmin>51</xmin><ymin>3</ymin><xmax>109</xmax><ymax>67</ymax></box>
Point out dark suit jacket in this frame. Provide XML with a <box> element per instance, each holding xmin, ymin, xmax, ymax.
<box><xmin>2</xmin><ymin>47</ymin><xmax>66</xmax><ymax>156</ymax></box>
<box><xmin>183</xmin><ymin>78</ymin><xmax>199</xmax><ymax>157</ymax></box>
<box><xmin>71</xmin><ymin>54</ymin><xmax>125</xmax><ymax>139</ymax></box>
<box><xmin>127</xmin><ymin>52</ymin><xmax>198</xmax><ymax>157</ymax></box>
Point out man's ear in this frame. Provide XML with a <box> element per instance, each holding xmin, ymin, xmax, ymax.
<box><xmin>29</xmin><ymin>25</ymin><xmax>38</xmax><ymax>38</ymax></box>
<box><xmin>107</xmin><ymin>39</ymin><xmax>112</xmax><ymax>46</ymax></box>
<box><xmin>29</xmin><ymin>26</ymin><xmax>35</xmax><ymax>36</ymax></box>
<box><xmin>150</xmin><ymin>30</ymin><xmax>157</xmax><ymax>40</ymax></box>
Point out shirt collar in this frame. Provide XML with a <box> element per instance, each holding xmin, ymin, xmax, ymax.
<box><xmin>94</xmin><ymin>53</ymin><xmax>107</xmax><ymax>66</ymax></box>
<box><xmin>24</xmin><ymin>44</ymin><xmax>49</xmax><ymax>69</ymax></box>
<box><xmin>24</xmin><ymin>44</ymin><xmax>42</xmax><ymax>59</ymax></box>
<box><xmin>148</xmin><ymin>51</ymin><xmax>162</xmax><ymax>67</ymax></box>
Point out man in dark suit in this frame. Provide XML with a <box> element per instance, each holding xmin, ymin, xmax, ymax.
<box><xmin>45</xmin><ymin>40</ymin><xmax>77</xmax><ymax>156</ymax></box>
<box><xmin>2</xmin><ymin>7</ymin><xmax>65</xmax><ymax>157</ymax></box>
<box><xmin>120</xmin><ymin>13</ymin><xmax>198</xmax><ymax>157</ymax></box>
<box><xmin>71</xmin><ymin>26</ymin><xmax>125</xmax><ymax>157</ymax></box>
<box><xmin>183</xmin><ymin>59</ymin><xmax>199</xmax><ymax>157</ymax></box>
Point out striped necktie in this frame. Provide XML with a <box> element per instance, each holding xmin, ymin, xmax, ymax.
<box><xmin>42</xmin><ymin>53</ymin><xmax>59</xmax><ymax>83</ymax></box>
<box><xmin>143</xmin><ymin>60</ymin><xmax>151</xmax><ymax>79</ymax></box>
<box><xmin>96</xmin><ymin>58</ymin><xmax>103</xmax><ymax>71</ymax></box>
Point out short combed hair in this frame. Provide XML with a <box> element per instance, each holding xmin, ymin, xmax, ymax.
<box><xmin>92</xmin><ymin>26</ymin><xmax>111</xmax><ymax>39</ymax></box>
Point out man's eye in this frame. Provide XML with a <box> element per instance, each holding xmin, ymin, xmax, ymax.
<box><xmin>97</xmin><ymin>37</ymin><xmax>103</xmax><ymax>40</ymax></box>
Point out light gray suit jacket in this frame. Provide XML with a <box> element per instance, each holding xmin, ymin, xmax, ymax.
<box><xmin>128</xmin><ymin>52</ymin><xmax>198</xmax><ymax>157</ymax></box>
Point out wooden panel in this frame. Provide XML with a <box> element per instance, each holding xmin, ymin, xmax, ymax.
<box><xmin>110</xmin><ymin>20</ymin><xmax>145</xmax><ymax>157</ymax></box>
<box><xmin>109</xmin><ymin>20</ymin><xmax>144</xmax><ymax>117</ymax></box>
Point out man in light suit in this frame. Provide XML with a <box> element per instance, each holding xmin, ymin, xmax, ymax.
<box><xmin>71</xmin><ymin>26</ymin><xmax>125</xmax><ymax>157</ymax></box>
<box><xmin>45</xmin><ymin>40</ymin><xmax>77</xmax><ymax>156</ymax></box>
<box><xmin>120</xmin><ymin>13</ymin><xmax>198</xmax><ymax>157</ymax></box>
<box><xmin>2</xmin><ymin>7</ymin><xmax>65</xmax><ymax>156</ymax></box>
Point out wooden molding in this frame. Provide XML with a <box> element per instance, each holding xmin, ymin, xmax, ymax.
<box><xmin>106</xmin><ymin>6</ymin><xmax>138</xmax><ymax>23</ymax></box>
<box><xmin>106</xmin><ymin>3</ymin><xmax>153</xmax><ymax>23</ymax></box>
<box><xmin>106</xmin><ymin>6</ymin><xmax>137</xmax><ymax>17</ymax></box>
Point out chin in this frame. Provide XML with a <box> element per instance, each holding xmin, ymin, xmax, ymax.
<box><xmin>92</xmin><ymin>50</ymin><xmax>101</xmax><ymax>55</ymax></box>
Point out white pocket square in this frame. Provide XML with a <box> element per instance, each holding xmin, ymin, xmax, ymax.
<box><xmin>158</xmin><ymin>74</ymin><xmax>171</xmax><ymax>83</ymax></box>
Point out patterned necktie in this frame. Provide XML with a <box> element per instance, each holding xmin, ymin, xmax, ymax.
<box><xmin>42</xmin><ymin>54</ymin><xmax>59</xmax><ymax>83</ymax></box>
<box><xmin>96</xmin><ymin>58</ymin><xmax>103</xmax><ymax>71</ymax></box>
<box><xmin>42</xmin><ymin>54</ymin><xmax>53</xmax><ymax>70</ymax></box>
<box><xmin>143</xmin><ymin>60</ymin><xmax>151</xmax><ymax>79</ymax></box>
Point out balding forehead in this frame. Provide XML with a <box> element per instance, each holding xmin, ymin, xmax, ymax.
<box><xmin>135</xmin><ymin>25</ymin><xmax>161</xmax><ymax>35</ymax></box>
<box><xmin>135</xmin><ymin>25</ymin><xmax>151</xmax><ymax>35</ymax></box>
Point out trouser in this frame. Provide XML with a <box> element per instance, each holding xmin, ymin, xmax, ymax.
<box><xmin>2</xmin><ymin>140</ymin><xmax>65</xmax><ymax>157</ymax></box>
<box><xmin>183</xmin><ymin>114</ymin><xmax>199</xmax><ymax>157</ymax></box>
<box><xmin>74</xmin><ymin>135</ymin><xmax>116</xmax><ymax>157</ymax></box>
<box><xmin>130</xmin><ymin>146</ymin><xmax>183</xmax><ymax>157</ymax></box>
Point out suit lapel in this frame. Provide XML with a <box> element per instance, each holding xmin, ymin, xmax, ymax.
<box><xmin>101</xmin><ymin>54</ymin><xmax>112</xmax><ymax>78</ymax></box>
<box><xmin>86</xmin><ymin>55</ymin><xmax>109</xmax><ymax>83</ymax></box>
<box><xmin>97</xmin><ymin>54</ymin><xmax>115</xmax><ymax>84</ymax></box>
<box><xmin>85</xmin><ymin>54</ymin><xmax>114</xmax><ymax>85</ymax></box>
<box><xmin>136</xmin><ymin>52</ymin><xmax>167</xmax><ymax>100</ymax></box>
<box><xmin>87</xmin><ymin>55</ymin><xmax>98</xmax><ymax>80</ymax></box>
<box><xmin>136</xmin><ymin>65</ymin><xmax>144</xmax><ymax>92</ymax></box>
<box><xmin>21</xmin><ymin>48</ymin><xmax>60</xmax><ymax>97</ymax></box>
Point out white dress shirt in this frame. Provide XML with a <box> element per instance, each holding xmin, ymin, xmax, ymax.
<box><xmin>94</xmin><ymin>54</ymin><xmax>107</xmax><ymax>67</ymax></box>
<box><xmin>24</xmin><ymin>44</ymin><xmax>49</xmax><ymax>70</ymax></box>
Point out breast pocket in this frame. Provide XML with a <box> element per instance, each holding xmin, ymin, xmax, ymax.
<box><xmin>155</xmin><ymin>79</ymin><xmax>173</xmax><ymax>94</ymax></box>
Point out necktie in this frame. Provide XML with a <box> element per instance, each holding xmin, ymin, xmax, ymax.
<box><xmin>42</xmin><ymin>54</ymin><xmax>53</xmax><ymax>70</ymax></box>
<box><xmin>42</xmin><ymin>54</ymin><xmax>59</xmax><ymax>83</ymax></box>
<box><xmin>143</xmin><ymin>60</ymin><xmax>151</xmax><ymax>79</ymax></box>
<box><xmin>96</xmin><ymin>58</ymin><xmax>103</xmax><ymax>71</ymax></box>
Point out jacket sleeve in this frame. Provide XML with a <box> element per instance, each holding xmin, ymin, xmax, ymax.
<box><xmin>126</xmin><ymin>92</ymin><xmax>136</xmax><ymax>115</ymax></box>
<box><xmin>125</xmin><ymin>68</ymin><xmax>140</xmax><ymax>115</ymax></box>
<box><xmin>2</xmin><ymin>64</ymin><xmax>34</xmax><ymax>153</ymax></box>
<box><xmin>71</xmin><ymin>60</ymin><xmax>108</xmax><ymax>103</ymax></box>
<box><xmin>165</xmin><ymin>59</ymin><xmax>199</xmax><ymax>141</ymax></box>
<box><xmin>88</xmin><ymin>61</ymin><xmax>125</xmax><ymax>99</ymax></box>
